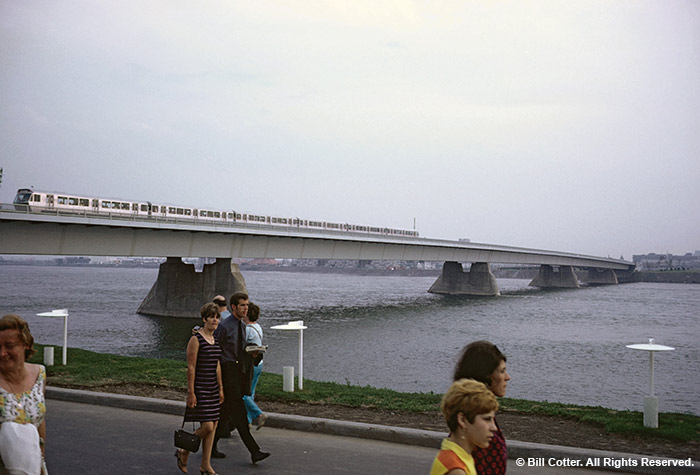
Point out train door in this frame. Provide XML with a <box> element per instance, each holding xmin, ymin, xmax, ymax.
<box><xmin>147</xmin><ymin>202</ymin><xmax>153</xmax><ymax>217</ymax></box>
<box><xmin>46</xmin><ymin>194</ymin><xmax>55</xmax><ymax>208</ymax></box>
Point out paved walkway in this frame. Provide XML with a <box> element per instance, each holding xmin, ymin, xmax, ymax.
<box><xmin>45</xmin><ymin>388</ymin><xmax>698</xmax><ymax>474</ymax></box>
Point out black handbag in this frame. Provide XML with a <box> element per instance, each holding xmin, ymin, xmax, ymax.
<box><xmin>174</xmin><ymin>414</ymin><xmax>200</xmax><ymax>453</ymax></box>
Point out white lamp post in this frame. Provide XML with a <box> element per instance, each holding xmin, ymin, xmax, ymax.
<box><xmin>36</xmin><ymin>309</ymin><xmax>69</xmax><ymax>365</ymax></box>
<box><xmin>625</xmin><ymin>338</ymin><xmax>674</xmax><ymax>428</ymax></box>
<box><xmin>271</xmin><ymin>320</ymin><xmax>308</xmax><ymax>390</ymax></box>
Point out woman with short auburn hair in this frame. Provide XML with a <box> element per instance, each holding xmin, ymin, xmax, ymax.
<box><xmin>453</xmin><ymin>341</ymin><xmax>511</xmax><ymax>474</ymax></box>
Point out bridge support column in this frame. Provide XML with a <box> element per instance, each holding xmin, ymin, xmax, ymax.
<box><xmin>137</xmin><ymin>257</ymin><xmax>247</xmax><ymax>318</ymax></box>
<box><xmin>529</xmin><ymin>265</ymin><xmax>580</xmax><ymax>288</ymax></box>
<box><xmin>584</xmin><ymin>268</ymin><xmax>618</xmax><ymax>285</ymax></box>
<box><xmin>428</xmin><ymin>262</ymin><xmax>500</xmax><ymax>296</ymax></box>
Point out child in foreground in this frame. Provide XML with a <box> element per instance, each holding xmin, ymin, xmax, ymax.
<box><xmin>430</xmin><ymin>379</ymin><xmax>499</xmax><ymax>475</ymax></box>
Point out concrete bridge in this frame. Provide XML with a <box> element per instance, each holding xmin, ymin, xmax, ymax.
<box><xmin>0</xmin><ymin>205</ymin><xmax>635</xmax><ymax>317</ymax></box>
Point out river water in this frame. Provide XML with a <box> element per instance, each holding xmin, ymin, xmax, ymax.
<box><xmin>1</xmin><ymin>265</ymin><xmax>698</xmax><ymax>415</ymax></box>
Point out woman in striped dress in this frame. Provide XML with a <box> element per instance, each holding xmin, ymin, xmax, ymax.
<box><xmin>176</xmin><ymin>303</ymin><xmax>224</xmax><ymax>475</ymax></box>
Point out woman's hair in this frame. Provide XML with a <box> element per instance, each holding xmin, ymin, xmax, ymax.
<box><xmin>441</xmin><ymin>378</ymin><xmax>499</xmax><ymax>432</ymax></box>
<box><xmin>200</xmin><ymin>302</ymin><xmax>220</xmax><ymax>321</ymax></box>
<box><xmin>0</xmin><ymin>314</ymin><xmax>36</xmax><ymax>359</ymax></box>
<box><xmin>453</xmin><ymin>340</ymin><xmax>506</xmax><ymax>386</ymax></box>
<box><xmin>247</xmin><ymin>303</ymin><xmax>260</xmax><ymax>322</ymax></box>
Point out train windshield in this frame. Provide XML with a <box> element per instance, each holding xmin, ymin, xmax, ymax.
<box><xmin>13</xmin><ymin>189</ymin><xmax>33</xmax><ymax>204</ymax></box>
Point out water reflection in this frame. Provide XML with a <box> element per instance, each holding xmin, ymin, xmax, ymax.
<box><xmin>1</xmin><ymin>265</ymin><xmax>698</xmax><ymax>414</ymax></box>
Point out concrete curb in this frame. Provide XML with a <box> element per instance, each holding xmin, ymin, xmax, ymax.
<box><xmin>46</xmin><ymin>387</ymin><xmax>699</xmax><ymax>474</ymax></box>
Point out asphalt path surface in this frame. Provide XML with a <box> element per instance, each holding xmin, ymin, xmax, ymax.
<box><xmin>43</xmin><ymin>399</ymin><xmax>627</xmax><ymax>475</ymax></box>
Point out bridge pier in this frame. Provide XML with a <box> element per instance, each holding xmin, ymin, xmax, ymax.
<box><xmin>584</xmin><ymin>268</ymin><xmax>618</xmax><ymax>285</ymax></box>
<box><xmin>428</xmin><ymin>261</ymin><xmax>500</xmax><ymax>296</ymax></box>
<box><xmin>137</xmin><ymin>257</ymin><xmax>247</xmax><ymax>318</ymax></box>
<box><xmin>529</xmin><ymin>265</ymin><xmax>580</xmax><ymax>288</ymax></box>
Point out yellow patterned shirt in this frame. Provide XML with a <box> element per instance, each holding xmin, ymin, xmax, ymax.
<box><xmin>0</xmin><ymin>365</ymin><xmax>47</xmax><ymax>427</ymax></box>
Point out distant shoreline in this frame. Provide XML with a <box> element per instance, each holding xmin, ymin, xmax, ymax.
<box><xmin>1</xmin><ymin>258</ymin><xmax>698</xmax><ymax>283</ymax></box>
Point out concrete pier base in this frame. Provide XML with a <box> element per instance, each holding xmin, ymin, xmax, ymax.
<box><xmin>584</xmin><ymin>268</ymin><xmax>618</xmax><ymax>285</ymax></box>
<box><xmin>137</xmin><ymin>257</ymin><xmax>247</xmax><ymax>318</ymax></box>
<box><xmin>428</xmin><ymin>262</ymin><xmax>500</xmax><ymax>296</ymax></box>
<box><xmin>529</xmin><ymin>265</ymin><xmax>580</xmax><ymax>288</ymax></box>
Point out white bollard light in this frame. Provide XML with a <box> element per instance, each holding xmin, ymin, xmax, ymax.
<box><xmin>626</xmin><ymin>338</ymin><xmax>674</xmax><ymax>428</ymax></box>
<box><xmin>43</xmin><ymin>347</ymin><xmax>54</xmax><ymax>367</ymax></box>
<box><xmin>283</xmin><ymin>366</ymin><xmax>295</xmax><ymax>392</ymax></box>
<box><xmin>271</xmin><ymin>320</ymin><xmax>308</xmax><ymax>390</ymax></box>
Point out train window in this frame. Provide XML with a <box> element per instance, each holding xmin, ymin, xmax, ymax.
<box><xmin>79</xmin><ymin>199</ymin><xmax>89</xmax><ymax>206</ymax></box>
<box><xmin>58</xmin><ymin>196</ymin><xmax>67</xmax><ymax>204</ymax></box>
<box><xmin>228</xmin><ymin>213</ymin><xmax>233</xmax><ymax>219</ymax></box>
<box><xmin>140</xmin><ymin>204</ymin><xmax>148</xmax><ymax>212</ymax></box>
<box><xmin>214</xmin><ymin>212</ymin><xmax>220</xmax><ymax>218</ymax></box>
<box><xmin>120</xmin><ymin>203</ymin><xmax>128</xmax><ymax>210</ymax></box>
<box><xmin>168</xmin><ymin>207</ymin><xmax>176</xmax><ymax>214</ymax></box>
<box><xmin>177</xmin><ymin>208</ymin><xmax>184</xmax><ymax>215</ymax></box>
<box><xmin>185</xmin><ymin>209</ymin><xmax>191</xmax><ymax>216</ymax></box>
<box><xmin>67</xmin><ymin>198</ymin><xmax>77</xmax><ymax>205</ymax></box>
<box><xmin>33</xmin><ymin>195</ymin><xmax>41</xmax><ymax>202</ymax></box>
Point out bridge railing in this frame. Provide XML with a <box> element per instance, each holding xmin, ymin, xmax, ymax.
<box><xmin>1</xmin><ymin>203</ymin><xmax>633</xmax><ymax>267</ymax></box>
<box><xmin>1</xmin><ymin>202</ymin><xmax>424</xmax><ymax>244</ymax></box>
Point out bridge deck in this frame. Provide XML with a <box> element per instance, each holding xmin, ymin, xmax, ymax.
<box><xmin>0</xmin><ymin>205</ymin><xmax>634</xmax><ymax>270</ymax></box>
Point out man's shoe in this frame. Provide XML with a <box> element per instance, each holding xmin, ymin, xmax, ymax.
<box><xmin>211</xmin><ymin>447</ymin><xmax>226</xmax><ymax>459</ymax></box>
<box><xmin>251</xmin><ymin>451</ymin><xmax>270</xmax><ymax>464</ymax></box>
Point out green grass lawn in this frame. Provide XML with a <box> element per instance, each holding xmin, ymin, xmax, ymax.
<box><xmin>32</xmin><ymin>345</ymin><xmax>699</xmax><ymax>443</ymax></box>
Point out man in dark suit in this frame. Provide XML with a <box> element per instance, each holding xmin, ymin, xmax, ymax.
<box><xmin>212</xmin><ymin>292</ymin><xmax>270</xmax><ymax>464</ymax></box>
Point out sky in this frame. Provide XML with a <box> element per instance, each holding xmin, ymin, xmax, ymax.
<box><xmin>1</xmin><ymin>0</ymin><xmax>699</xmax><ymax>260</ymax></box>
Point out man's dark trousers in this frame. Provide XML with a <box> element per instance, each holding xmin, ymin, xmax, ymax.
<box><xmin>215</xmin><ymin>360</ymin><xmax>259</xmax><ymax>455</ymax></box>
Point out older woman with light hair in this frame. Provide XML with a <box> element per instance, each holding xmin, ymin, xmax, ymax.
<box><xmin>0</xmin><ymin>314</ymin><xmax>48</xmax><ymax>474</ymax></box>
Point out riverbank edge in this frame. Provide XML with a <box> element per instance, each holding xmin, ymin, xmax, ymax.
<box><xmin>46</xmin><ymin>386</ymin><xmax>699</xmax><ymax>475</ymax></box>
<box><xmin>4</xmin><ymin>259</ymin><xmax>699</xmax><ymax>283</ymax></box>
<box><xmin>37</xmin><ymin>345</ymin><xmax>700</xmax><ymax>447</ymax></box>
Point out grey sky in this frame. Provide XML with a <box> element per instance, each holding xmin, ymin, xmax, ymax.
<box><xmin>2</xmin><ymin>1</ymin><xmax>698</xmax><ymax>259</ymax></box>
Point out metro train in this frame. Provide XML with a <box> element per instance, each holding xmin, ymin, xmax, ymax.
<box><xmin>12</xmin><ymin>188</ymin><xmax>419</xmax><ymax>237</ymax></box>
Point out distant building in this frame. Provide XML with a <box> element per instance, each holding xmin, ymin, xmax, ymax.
<box><xmin>633</xmin><ymin>252</ymin><xmax>700</xmax><ymax>270</ymax></box>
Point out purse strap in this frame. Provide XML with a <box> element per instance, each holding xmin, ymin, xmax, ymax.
<box><xmin>181</xmin><ymin>410</ymin><xmax>197</xmax><ymax>431</ymax></box>
<box><xmin>250</xmin><ymin>325</ymin><xmax>262</xmax><ymax>342</ymax></box>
